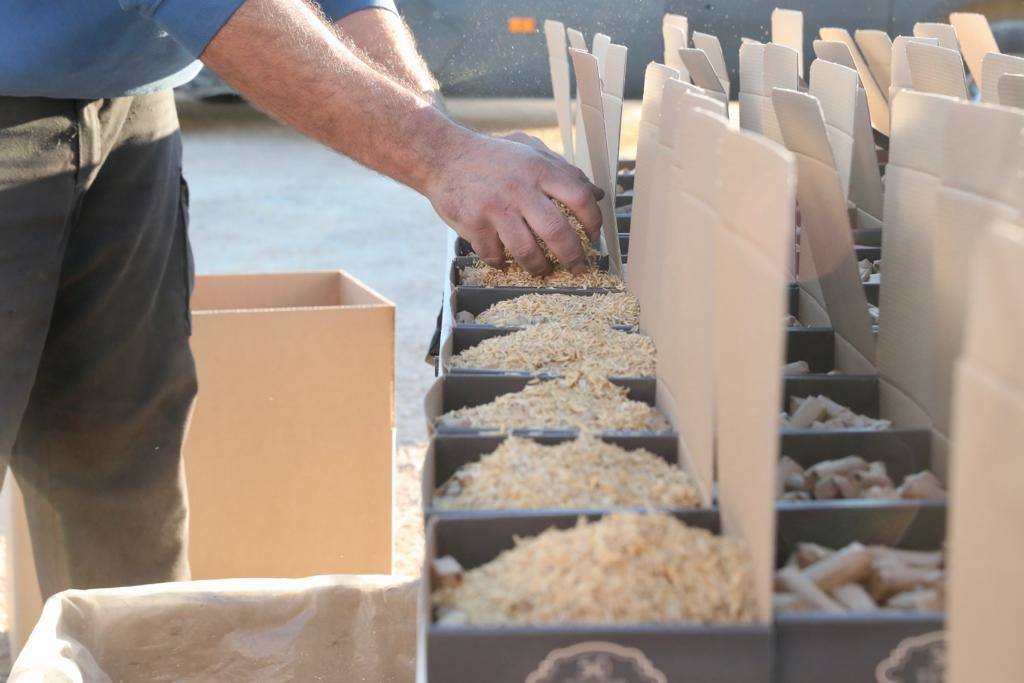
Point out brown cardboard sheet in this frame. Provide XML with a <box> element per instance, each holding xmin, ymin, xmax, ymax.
<box><xmin>819</xmin><ymin>27</ymin><xmax>891</xmax><ymax>134</ymax></box>
<box><xmin>854</xmin><ymin>30</ymin><xmax>894</xmax><ymax>99</ymax></box>
<box><xmin>772</xmin><ymin>8</ymin><xmax>805</xmax><ymax>78</ymax></box>
<box><xmin>543</xmin><ymin>20</ymin><xmax>574</xmax><ymax>162</ymax></box>
<box><xmin>981</xmin><ymin>52</ymin><xmax>1024</xmax><ymax>104</ymax></box>
<box><xmin>771</xmin><ymin>87</ymin><xmax>876</xmax><ymax>371</ymax></box>
<box><xmin>912</xmin><ymin>21</ymin><xmax>960</xmax><ymax>51</ymax></box>
<box><xmin>949</xmin><ymin>12</ymin><xmax>999</xmax><ymax>90</ymax></box>
<box><xmin>890</xmin><ymin>36</ymin><xmax>940</xmax><ymax>103</ymax></box>
<box><xmin>946</xmin><ymin>222</ymin><xmax>1024</xmax><ymax>683</ymax></box>
<box><xmin>715</xmin><ymin>127</ymin><xmax>795</xmax><ymax>622</ymax></box>
<box><xmin>602</xmin><ymin>43</ymin><xmax>628</xmax><ymax>183</ymax></box>
<box><xmin>10</xmin><ymin>575</ymin><xmax>417</xmax><ymax>682</ymax></box>
<box><xmin>662</xmin><ymin>13</ymin><xmax>690</xmax><ymax>78</ymax></box>
<box><xmin>875</xmin><ymin>91</ymin><xmax>957</xmax><ymax>444</ymax></box>
<box><xmin>930</xmin><ymin>99</ymin><xmax>1024</xmax><ymax>441</ymax></box>
<box><xmin>658</xmin><ymin>105</ymin><xmax>730</xmax><ymax>508</ymax></box>
<box><xmin>185</xmin><ymin>271</ymin><xmax>395</xmax><ymax>580</ymax></box>
<box><xmin>569</xmin><ymin>48</ymin><xmax>624</xmax><ymax>276</ymax></box>
<box><xmin>626</xmin><ymin>63</ymin><xmax>679</xmax><ymax>304</ymax></box>
<box><xmin>738</xmin><ymin>42</ymin><xmax>800</xmax><ymax>144</ymax></box>
<box><xmin>999</xmin><ymin>72</ymin><xmax>1024</xmax><ymax>108</ymax></box>
<box><xmin>691</xmin><ymin>31</ymin><xmax>731</xmax><ymax>95</ymax></box>
<box><xmin>905</xmin><ymin>42</ymin><xmax>969</xmax><ymax>99</ymax></box>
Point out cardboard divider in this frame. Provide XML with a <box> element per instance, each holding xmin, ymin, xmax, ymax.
<box><xmin>566</xmin><ymin>28</ymin><xmax>592</xmax><ymax>180</ymax></box>
<box><xmin>423</xmin><ymin>511</ymin><xmax>772</xmax><ymax>683</ymax></box>
<box><xmin>819</xmin><ymin>28</ymin><xmax>891</xmax><ymax>134</ymax></box>
<box><xmin>773</xmin><ymin>504</ymin><xmax>945</xmax><ymax>683</ymax></box>
<box><xmin>946</xmin><ymin>222</ymin><xmax>1024</xmax><ymax>683</ymax></box>
<box><xmin>626</xmin><ymin>63</ymin><xmax>679</xmax><ymax>301</ymax></box>
<box><xmin>930</xmin><ymin>100</ymin><xmax>1024</xmax><ymax>447</ymax></box>
<box><xmin>854</xmin><ymin>30</ymin><xmax>893</xmax><ymax>99</ymax></box>
<box><xmin>999</xmin><ymin>72</ymin><xmax>1024</xmax><ymax>108</ymax></box>
<box><xmin>570</xmin><ymin>48</ymin><xmax>624</xmax><ymax>276</ymax></box>
<box><xmin>889</xmin><ymin>36</ymin><xmax>939</xmax><ymax>103</ymax></box>
<box><xmin>771</xmin><ymin>8</ymin><xmax>805</xmax><ymax>79</ymax></box>
<box><xmin>715</xmin><ymin>128</ymin><xmax>796</xmax><ymax>624</ymax></box>
<box><xmin>912</xmin><ymin>21</ymin><xmax>959</xmax><ymax>51</ymax></box>
<box><xmin>602</xmin><ymin>43</ymin><xmax>628</xmax><ymax>181</ymax></box>
<box><xmin>810</xmin><ymin>59</ymin><xmax>885</xmax><ymax>225</ymax></box>
<box><xmin>905</xmin><ymin>42</ymin><xmax>969</xmax><ymax>99</ymax></box>
<box><xmin>543</xmin><ymin>20</ymin><xmax>574</xmax><ymax>163</ymax></box>
<box><xmin>772</xmin><ymin>87</ymin><xmax>876</xmax><ymax>370</ymax></box>
<box><xmin>662</xmin><ymin>13</ymin><xmax>690</xmax><ymax>77</ymax></box>
<box><xmin>739</xmin><ymin>42</ymin><xmax>800</xmax><ymax>144</ymax></box>
<box><xmin>980</xmin><ymin>51</ymin><xmax>1024</xmax><ymax>104</ymax></box>
<box><xmin>949</xmin><ymin>12</ymin><xmax>999</xmax><ymax>90</ymax></box>
<box><xmin>812</xmin><ymin>39</ymin><xmax>856</xmax><ymax>70</ymax></box>
<box><xmin>679</xmin><ymin>47</ymin><xmax>729</xmax><ymax>106</ymax></box>
<box><xmin>423</xmin><ymin>433</ymin><xmax>681</xmax><ymax>518</ymax></box>
<box><xmin>691</xmin><ymin>31</ymin><xmax>731</xmax><ymax>95</ymax></box>
<box><xmin>659</xmin><ymin>105</ymin><xmax>730</xmax><ymax>505</ymax></box>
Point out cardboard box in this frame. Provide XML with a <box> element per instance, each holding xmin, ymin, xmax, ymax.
<box><xmin>422</xmin><ymin>433</ymin><xmax>680</xmax><ymax>519</ymax></box>
<box><xmin>773</xmin><ymin>505</ymin><xmax>946</xmax><ymax>683</ymax></box>
<box><xmin>185</xmin><ymin>271</ymin><xmax>395</xmax><ymax>578</ymax></box>
<box><xmin>422</xmin><ymin>512</ymin><xmax>772</xmax><ymax>683</ymax></box>
<box><xmin>10</xmin><ymin>575</ymin><xmax>417</xmax><ymax>682</ymax></box>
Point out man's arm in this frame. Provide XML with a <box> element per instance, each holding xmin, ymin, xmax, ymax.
<box><xmin>333</xmin><ymin>7</ymin><xmax>444</xmax><ymax>109</ymax></box>
<box><xmin>201</xmin><ymin>0</ymin><xmax>600</xmax><ymax>275</ymax></box>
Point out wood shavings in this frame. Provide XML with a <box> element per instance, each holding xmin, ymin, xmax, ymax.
<box><xmin>775</xmin><ymin>541</ymin><xmax>945</xmax><ymax>613</ymax></box>
<box><xmin>776</xmin><ymin>455</ymin><xmax>945</xmax><ymax>501</ymax></box>
<box><xmin>783</xmin><ymin>361</ymin><xmax>810</xmax><ymax>376</ymax></box>
<box><xmin>472</xmin><ymin>292</ymin><xmax>640</xmax><ymax>328</ymax></box>
<box><xmin>434</xmin><ymin>436</ymin><xmax>700</xmax><ymax>510</ymax></box>
<box><xmin>858</xmin><ymin>258</ymin><xmax>881</xmax><ymax>284</ymax></box>
<box><xmin>433</xmin><ymin>513</ymin><xmax>755</xmax><ymax>625</ymax></box>
<box><xmin>780</xmin><ymin>395</ymin><xmax>892</xmax><ymax>430</ymax></box>
<box><xmin>450</xmin><ymin>322</ymin><xmax>656</xmax><ymax>377</ymax></box>
<box><xmin>460</xmin><ymin>200</ymin><xmax>623</xmax><ymax>288</ymax></box>
<box><xmin>437</xmin><ymin>376</ymin><xmax>670</xmax><ymax>434</ymax></box>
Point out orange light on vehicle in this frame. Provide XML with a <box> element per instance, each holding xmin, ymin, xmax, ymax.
<box><xmin>507</xmin><ymin>16</ymin><xmax>538</xmax><ymax>34</ymax></box>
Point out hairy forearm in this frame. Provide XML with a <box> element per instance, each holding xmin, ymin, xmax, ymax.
<box><xmin>201</xmin><ymin>0</ymin><xmax>463</xmax><ymax>195</ymax></box>
<box><xmin>334</xmin><ymin>8</ymin><xmax>442</xmax><ymax>106</ymax></box>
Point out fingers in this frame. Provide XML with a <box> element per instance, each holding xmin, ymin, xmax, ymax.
<box><xmin>471</xmin><ymin>228</ymin><xmax>506</xmax><ymax>269</ymax></box>
<box><xmin>523</xmin><ymin>195</ymin><xmax>588</xmax><ymax>274</ymax></box>
<box><xmin>538</xmin><ymin>167</ymin><xmax>604</xmax><ymax>244</ymax></box>
<box><xmin>493</xmin><ymin>213</ymin><xmax>552</xmax><ymax>276</ymax></box>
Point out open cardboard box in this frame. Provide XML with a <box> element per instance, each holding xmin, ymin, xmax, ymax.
<box><xmin>773</xmin><ymin>505</ymin><xmax>945</xmax><ymax>683</ymax></box>
<box><xmin>422</xmin><ymin>511</ymin><xmax>772</xmax><ymax>683</ymax></box>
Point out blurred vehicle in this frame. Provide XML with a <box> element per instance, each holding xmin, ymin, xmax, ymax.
<box><xmin>177</xmin><ymin>0</ymin><xmax>1024</xmax><ymax>99</ymax></box>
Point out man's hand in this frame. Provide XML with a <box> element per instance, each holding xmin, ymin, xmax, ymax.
<box><xmin>201</xmin><ymin>0</ymin><xmax>602</xmax><ymax>274</ymax></box>
<box><xmin>429</xmin><ymin>133</ymin><xmax>603</xmax><ymax>275</ymax></box>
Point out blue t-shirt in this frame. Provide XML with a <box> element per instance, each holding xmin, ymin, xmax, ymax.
<box><xmin>0</xmin><ymin>0</ymin><xmax>398</xmax><ymax>99</ymax></box>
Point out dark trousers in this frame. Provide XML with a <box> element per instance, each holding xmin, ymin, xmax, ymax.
<box><xmin>0</xmin><ymin>90</ymin><xmax>194</xmax><ymax>598</ymax></box>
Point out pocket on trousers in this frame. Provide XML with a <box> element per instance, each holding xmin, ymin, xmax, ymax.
<box><xmin>179</xmin><ymin>175</ymin><xmax>195</xmax><ymax>335</ymax></box>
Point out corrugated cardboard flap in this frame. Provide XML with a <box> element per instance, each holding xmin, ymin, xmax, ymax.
<box><xmin>738</xmin><ymin>42</ymin><xmax>799</xmax><ymax>143</ymax></box>
<box><xmin>999</xmin><ymin>72</ymin><xmax>1024</xmax><ymax>108</ymax></box>
<box><xmin>981</xmin><ymin>52</ymin><xmax>1024</xmax><ymax>104</ymax></box>
<box><xmin>809</xmin><ymin>59</ymin><xmax>859</xmax><ymax>199</ymax></box>
<box><xmin>543</xmin><ymin>20</ymin><xmax>574</xmax><ymax>162</ymax></box>
<box><xmin>819</xmin><ymin>27</ymin><xmax>891</xmax><ymax>134</ymax></box>
<box><xmin>772</xmin><ymin>87</ymin><xmax>876</xmax><ymax>370</ymax></box>
<box><xmin>679</xmin><ymin>47</ymin><xmax>728</xmax><ymax>98</ymax></box>
<box><xmin>662</xmin><ymin>15</ymin><xmax>690</xmax><ymax>79</ymax></box>
<box><xmin>772</xmin><ymin>8</ymin><xmax>805</xmax><ymax>77</ymax></box>
<box><xmin>715</xmin><ymin>128</ymin><xmax>795</xmax><ymax>623</ymax></box>
<box><xmin>946</xmin><ymin>221</ymin><xmax>1024</xmax><ymax>683</ymax></box>
<box><xmin>890</xmin><ymin>36</ymin><xmax>939</xmax><ymax>99</ymax></box>
<box><xmin>854</xmin><ymin>29</ymin><xmax>894</xmax><ymax>97</ymax></box>
<box><xmin>905</xmin><ymin>42</ymin><xmax>968</xmax><ymax>99</ymax></box>
<box><xmin>912</xmin><ymin>22</ymin><xmax>960</xmax><ymax>51</ymax></box>
<box><xmin>949</xmin><ymin>12</ymin><xmax>999</xmax><ymax>90</ymax></box>
<box><xmin>691</xmin><ymin>31</ymin><xmax>730</xmax><ymax>94</ymax></box>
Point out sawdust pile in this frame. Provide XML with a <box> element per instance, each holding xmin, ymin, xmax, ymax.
<box><xmin>472</xmin><ymin>292</ymin><xmax>640</xmax><ymax>328</ymax></box>
<box><xmin>437</xmin><ymin>376</ymin><xmax>669</xmax><ymax>434</ymax></box>
<box><xmin>450</xmin><ymin>322</ymin><xmax>656</xmax><ymax>377</ymax></box>
<box><xmin>460</xmin><ymin>200</ymin><xmax>623</xmax><ymax>289</ymax></box>
<box><xmin>432</xmin><ymin>513</ymin><xmax>755</xmax><ymax>625</ymax></box>
<box><xmin>434</xmin><ymin>436</ymin><xmax>700</xmax><ymax>510</ymax></box>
